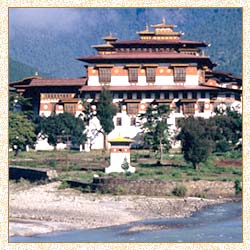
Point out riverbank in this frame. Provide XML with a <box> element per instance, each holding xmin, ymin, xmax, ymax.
<box><xmin>9</xmin><ymin>181</ymin><xmax>239</xmax><ymax>237</ymax></box>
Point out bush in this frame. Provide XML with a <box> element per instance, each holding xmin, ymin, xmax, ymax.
<box><xmin>114</xmin><ymin>185</ymin><xmax>126</xmax><ymax>195</ymax></box>
<box><xmin>234</xmin><ymin>179</ymin><xmax>242</xmax><ymax>195</ymax></box>
<box><xmin>172</xmin><ymin>185</ymin><xmax>187</xmax><ymax>197</ymax></box>
<box><xmin>155</xmin><ymin>170</ymin><xmax>164</xmax><ymax>175</ymax></box>
<box><xmin>48</xmin><ymin>159</ymin><xmax>57</xmax><ymax>168</ymax></box>
<box><xmin>58</xmin><ymin>181</ymin><xmax>70</xmax><ymax>190</ymax></box>
<box><xmin>171</xmin><ymin>172</ymin><xmax>181</xmax><ymax>178</ymax></box>
<box><xmin>192</xmin><ymin>177</ymin><xmax>201</xmax><ymax>181</ymax></box>
<box><xmin>195</xmin><ymin>192</ymin><xmax>206</xmax><ymax>198</ymax></box>
<box><xmin>216</xmin><ymin>140</ymin><xmax>231</xmax><ymax>153</ymax></box>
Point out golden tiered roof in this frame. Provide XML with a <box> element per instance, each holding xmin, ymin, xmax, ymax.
<box><xmin>138</xmin><ymin>17</ymin><xmax>181</xmax><ymax>40</ymax></box>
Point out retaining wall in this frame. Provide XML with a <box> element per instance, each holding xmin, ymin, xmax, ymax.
<box><xmin>93</xmin><ymin>177</ymin><xmax>236</xmax><ymax>198</ymax></box>
<box><xmin>9</xmin><ymin>166</ymin><xmax>58</xmax><ymax>182</ymax></box>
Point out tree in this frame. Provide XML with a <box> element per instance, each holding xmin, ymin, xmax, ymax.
<box><xmin>139</xmin><ymin>104</ymin><xmax>171</xmax><ymax>164</ymax></box>
<box><xmin>9</xmin><ymin>92</ymin><xmax>34</xmax><ymax>120</ymax></box>
<box><xmin>177</xmin><ymin>117</ymin><xmax>213</xmax><ymax>170</ymax></box>
<box><xmin>207</xmin><ymin>108</ymin><xmax>242</xmax><ymax>153</ymax></box>
<box><xmin>37</xmin><ymin>113</ymin><xmax>86</xmax><ymax>149</ymax></box>
<box><xmin>9</xmin><ymin>112</ymin><xmax>36</xmax><ymax>155</ymax></box>
<box><xmin>96</xmin><ymin>87</ymin><xmax>118</xmax><ymax>151</ymax></box>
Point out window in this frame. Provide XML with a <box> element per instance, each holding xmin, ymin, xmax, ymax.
<box><xmin>174</xmin><ymin>67</ymin><xmax>186</xmax><ymax>82</ymax></box>
<box><xmin>201</xmin><ymin>92</ymin><xmax>206</xmax><ymax>98</ymax></box>
<box><xmin>146</xmin><ymin>67</ymin><xmax>156</xmax><ymax>82</ymax></box>
<box><xmin>130</xmin><ymin>117</ymin><xmax>136</xmax><ymax>126</ymax></box>
<box><xmin>128</xmin><ymin>68</ymin><xmax>138</xmax><ymax>83</ymax></box>
<box><xmin>99</xmin><ymin>68</ymin><xmax>111</xmax><ymax>83</ymax></box>
<box><xmin>183</xmin><ymin>103</ymin><xmax>195</xmax><ymax>115</ymax></box>
<box><xmin>198</xmin><ymin>102</ymin><xmax>205</xmax><ymax>113</ymax></box>
<box><xmin>116</xmin><ymin>117</ymin><xmax>122</xmax><ymax>126</ymax></box>
<box><xmin>64</xmin><ymin>103</ymin><xmax>76</xmax><ymax>114</ymax></box>
<box><xmin>118</xmin><ymin>92</ymin><xmax>123</xmax><ymax>99</ymax></box>
<box><xmin>175</xmin><ymin>103</ymin><xmax>181</xmax><ymax>113</ymax></box>
<box><xmin>199</xmin><ymin>70</ymin><xmax>205</xmax><ymax>84</ymax></box>
<box><xmin>127</xmin><ymin>103</ymin><xmax>139</xmax><ymax>115</ymax></box>
<box><xmin>51</xmin><ymin>103</ymin><xmax>56</xmax><ymax>115</ymax></box>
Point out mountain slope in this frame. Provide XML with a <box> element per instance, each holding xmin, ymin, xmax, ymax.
<box><xmin>9</xmin><ymin>8</ymin><xmax>242</xmax><ymax>78</ymax></box>
<box><xmin>9</xmin><ymin>58</ymin><xmax>50</xmax><ymax>82</ymax></box>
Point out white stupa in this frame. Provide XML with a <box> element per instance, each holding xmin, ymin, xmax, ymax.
<box><xmin>105</xmin><ymin>134</ymin><xmax>135</xmax><ymax>174</ymax></box>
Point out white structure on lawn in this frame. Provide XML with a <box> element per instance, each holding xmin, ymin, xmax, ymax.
<box><xmin>105</xmin><ymin>135</ymin><xmax>135</xmax><ymax>173</ymax></box>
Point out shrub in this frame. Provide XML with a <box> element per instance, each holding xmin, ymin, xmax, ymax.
<box><xmin>125</xmin><ymin>171</ymin><xmax>132</xmax><ymax>177</ymax></box>
<box><xmin>155</xmin><ymin>170</ymin><xmax>164</xmax><ymax>175</ymax></box>
<box><xmin>48</xmin><ymin>159</ymin><xmax>57</xmax><ymax>168</ymax></box>
<box><xmin>195</xmin><ymin>192</ymin><xmax>206</xmax><ymax>198</ymax></box>
<box><xmin>234</xmin><ymin>179</ymin><xmax>242</xmax><ymax>195</ymax></box>
<box><xmin>216</xmin><ymin>140</ymin><xmax>231</xmax><ymax>153</ymax></box>
<box><xmin>171</xmin><ymin>172</ymin><xmax>181</xmax><ymax>178</ymax></box>
<box><xmin>172</xmin><ymin>185</ymin><xmax>187</xmax><ymax>197</ymax></box>
<box><xmin>192</xmin><ymin>177</ymin><xmax>201</xmax><ymax>181</ymax></box>
<box><xmin>58</xmin><ymin>181</ymin><xmax>70</xmax><ymax>190</ymax></box>
<box><xmin>114</xmin><ymin>185</ymin><xmax>125</xmax><ymax>195</ymax></box>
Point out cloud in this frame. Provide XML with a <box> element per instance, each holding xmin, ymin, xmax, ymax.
<box><xmin>9</xmin><ymin>8</ymin><xmax>81</xmax><ymax>32</ymax></box>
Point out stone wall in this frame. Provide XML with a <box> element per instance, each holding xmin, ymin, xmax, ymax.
<box><xmin>9</xmin><ymin>166</ymin><xmax>58</xmax><ymax>182</ymax></box>
<box><xmin>93</xmin><ymin>177</ymin><xmax>236</xmax><ymax>198</ymax></box>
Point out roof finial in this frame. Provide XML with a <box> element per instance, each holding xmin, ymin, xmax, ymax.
<box><xmin>109</xmin><ymin>32</ymin><xmax>112</xmax><ymax>37</ymax></box>
<box><xmin>145</xmin><ymin>23</ymin><xmax>149</xmax><ymax>31</ymax></box>
<box><xmin>162</xmin><ymin>16</ymin><xmax>166</xmax><ymax>24</ymax></box>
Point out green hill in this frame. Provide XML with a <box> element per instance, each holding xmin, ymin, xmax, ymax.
<box><xmin>9</xmin><ymin>58</ymin><xmax>50</xmax><ymax>82</ymax></box>
<box><xmin>9</xmin><ymin>8</ymin><xmax>242</xmax><ymax>78</ymax></box>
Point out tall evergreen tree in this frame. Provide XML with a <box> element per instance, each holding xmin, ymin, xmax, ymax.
<box><xmin>139</xmin><ymin>104</ymin><xmax>171</xmax><ymax>164</ymax></box>
<box><xmin>96</xmin><ymin>87</ymin><xmax>118</xmax><ymax>151</ymax></box>
<box><xmin>177</xmin><ymin>117</ymin><xmax>214</xmax><ymax>170</ymax></box>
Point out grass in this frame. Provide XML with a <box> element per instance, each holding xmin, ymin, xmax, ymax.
<box><xmin>9</xmin><ymin>149</ymin><xmax>242</xmax><ymax>183</ymax></box>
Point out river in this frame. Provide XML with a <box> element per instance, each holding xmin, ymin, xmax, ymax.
<box><xmin>11</xmin><ymin>201</ymin><xmax>242</xmax><ymax>243</ymax></box>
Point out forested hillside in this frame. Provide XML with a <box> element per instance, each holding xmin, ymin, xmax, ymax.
<box><xmin>9</xmin><ymin>8</ymin><xmax>242</xmax><ymax>80</ymax></box>
<box><xmin>9</xmin><ymin>58</ymin><xmax>50</xmax><ymax>82</ymax></box>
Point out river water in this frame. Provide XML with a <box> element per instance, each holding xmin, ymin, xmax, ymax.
<box><xmin>11</xmin><ymin>201</ymin><xmax>242</xmax><ymax>243</ymax></box>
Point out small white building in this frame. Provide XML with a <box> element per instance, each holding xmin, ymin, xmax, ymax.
<box><xmin>105</xmin><ymin>135</ymin><xmax>135</xmax><ymax>174</ymax></box>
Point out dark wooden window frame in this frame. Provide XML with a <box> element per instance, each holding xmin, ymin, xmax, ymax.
<box><xmin>183</xmin><ymin>102</ymin><xmax>195</xmax><ymax>115</ymax></box>
<box><xmin>64</xmin><ymin>103</ymin><xmax>76</xmax><ymax>115</ymax></box>
<box><xmin>174</xmin><ymin>67</ymin><xmax>186</xmax><ymax>82</ymax></box>
<box><xmin>146</xmin><ymin>67</ymin><xmax>156</xmax><ymax>83</ymax></box>
<box><xmin>128</xmin><ymin>67</ymin><xmax>138</xmax><ymax>83</ymax></box>
<box><xmin>198</xmin><ymin>102</ymin><xmax>205</xmax><ymax>113</ymax></box>
<box><xmin>116</xmin><ymin>117</ymin><xmax>122</xmax><ymax>126</ymax></box>
<box><xmin>98</xmin><ymin>67</ymin><xmax>111</xmax><ymax>83</ymax></box>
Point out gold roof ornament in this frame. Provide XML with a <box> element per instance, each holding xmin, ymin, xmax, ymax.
<box><xmin>102</xmin><ymin>33</ymin><xmax>118</xmax><ymax>41</ymax></box>
<box><xmin>108</xmin><ymin>133</ymin><xmax>134</xmax><ymax>143</ymax></box>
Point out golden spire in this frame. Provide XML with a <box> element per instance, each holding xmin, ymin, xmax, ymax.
<box><xmin>145</xmin><ymin>23</ymin><xmax>149</xmax><ymax>31</ymax></box>
<box><xmin>162</xmin><ymin>17</ymin><xmax>166</xmax><ymax>24</ymax></box>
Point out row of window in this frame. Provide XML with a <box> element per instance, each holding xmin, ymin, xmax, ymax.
<box><xmin>50</xmin><ymin>103</ymin><xmax>76</xmax><ymax>115</ymax></box>
<box><xmin>115</xmin><ymin>103</ymin><xmax>204</xmax><ymax>126</ymax></box>
<box><xmin>116</xmin><ymin>117</ymin><xmax>136</xmax><ymax>126</ymax></box>
<box><xmin>98</xmin><ymin>67</ymin><xmax>186</xmax><ymax>83</ymax></box>
<box><xmin>84</xmin><ymin>91</ymin><xmax>214</xmax><ymax>100</ymax></box>
<box><xmin>175</xmin><ymin>102</ymin><xmax>204</xmax><ymax>115</ymax></box>
<box><xmin>116</xmin><ymin>47</ymin><xmax>176</xmax><ymax>53</ymax></box>
<box><xmin>43</xmin><ymin>93</ymin><xmax>73</xmax><ymax>99</ymax></box>
<box><xmin>125</xmin><ymin>102</ymin><xmax>205</xmax><ymax>116</ymax></box>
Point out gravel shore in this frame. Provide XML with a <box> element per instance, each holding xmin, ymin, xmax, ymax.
<box><xmin>9</xmin><ymin>181</ymin><xmax>233</xmax><ymax>237</ymax></box>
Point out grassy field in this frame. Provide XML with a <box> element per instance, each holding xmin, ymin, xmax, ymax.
<box><xmin>9</xmin><ymin>149</ymin><xmax>242</xmax><ymax>183</ymax></box>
